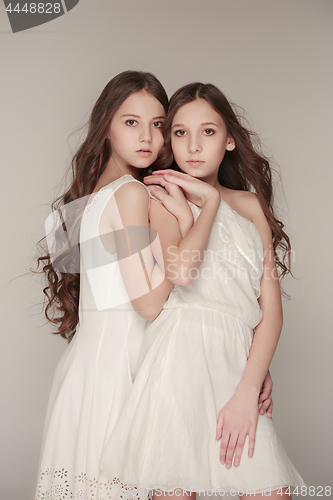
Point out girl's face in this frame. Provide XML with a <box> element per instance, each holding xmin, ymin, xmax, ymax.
<box><xmin>171</xmin><ymin>98</ymin><xmax>235</xmax><ymax>183</ymax></box>
<box><xmin>109</xmin><ymin>90</ymin><xmax>165</xmax><ymax>171</ymax></box>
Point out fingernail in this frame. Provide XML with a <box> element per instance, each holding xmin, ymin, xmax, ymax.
<box><xmin>226</xmin><ymin>463</ymin><xmax>231</xmax><ymax>469</ymax></box>
<box><xmin>234</xmin><ymin>460</ymin><xmax>239</xmax><ymax>467</ymax></box>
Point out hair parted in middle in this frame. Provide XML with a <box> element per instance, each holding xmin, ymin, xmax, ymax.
<box><xmin>156</xmin><ymin>82</ymin><xmax>292</xmax><ymax>290</ymax></box>
<box><xmin>36</xmin><ymin>70</ymin><xmax>169</xmax><ymax>342</ymax></box>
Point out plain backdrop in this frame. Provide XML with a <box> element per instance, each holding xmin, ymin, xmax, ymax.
<box><xmin>1</xmin><ymin>1</ymin><xmax>332</xmax><ymax>499</ymax></box>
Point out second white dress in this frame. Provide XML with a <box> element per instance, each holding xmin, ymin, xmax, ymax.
<box><xmin>100</xmin><ymin>196</ymin><xmax>306</xmax><ymax>494</ymax></box>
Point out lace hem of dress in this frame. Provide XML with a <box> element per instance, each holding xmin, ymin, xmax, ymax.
<box><xmin>35</xmin><ymin>469</ymin><xmax>153</xmax><ymax>500</ymax></box>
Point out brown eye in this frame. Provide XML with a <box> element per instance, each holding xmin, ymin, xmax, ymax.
<box><xmin>174</xmin><ymin>130</ymin><xmax>186</xmax><ymax>137</ymax></box>
<box><xmin>125</xmin><ymin>119</ymin><xmax>137</xmax><ymax>126</ymax></box>
<box><xmin>203</xmin><ymin>128</ymin><xmax>215</xmax><ymax>136</ymax></box>
<box><xmin>153</xmin><ymin>121</ymin><xmax>163</xmax><ymax>128</ymax></box>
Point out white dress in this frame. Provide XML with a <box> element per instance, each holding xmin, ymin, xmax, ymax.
<box><xmin>34</xmin><ymin>175</ymin><xmax>155</xmax><ymax>500</ymax></box>
<box><xmin>99</xmin><ymin>196</ymin><xmax>307</xmax><ymax>494</ymax></box>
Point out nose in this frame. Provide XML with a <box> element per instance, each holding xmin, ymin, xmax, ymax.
<box><xmin>188</xmin><ymin>134</ymin><xmax>202</xmax><ymax>154</ymax></box>
<box><xmin>139</xmin><ymin>123</ymin><xmax>152</xmax><ymax>143</ymax></box>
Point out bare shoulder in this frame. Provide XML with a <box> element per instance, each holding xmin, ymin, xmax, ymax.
<box><xmin>238</xmin><ymin>190</ymin><xmax>265</xmax><ymax>223</ymax></box>
<box><xmin>114</xmin><ymin>180</ymin><xmax>149</xmax><ymax>204</ymax></box>
<box><xmin>101</xmin><ymin>180</ymin><xmax>150</xmax><ymax>230</ymax></box>
<box><xmin>113</xmin><ymin>181</ymin><xmax>150</xmax><ymax>216</ymax></box>
<box><xmin>224</xmin><ymin>188</ymin><xmax>272</xmax><ymax>248</ymax></box>
<box><xmin>222</xmin><ymin>188</ymin><xmax>257</xmax><ymax>222</ymax></box>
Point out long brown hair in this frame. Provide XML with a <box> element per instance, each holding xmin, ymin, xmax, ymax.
<box><xmin>36</xmin><ymin>71</ymin><xmax>168</xmax><ymax>342</ymax></box>
<box><xmin>157</xmin><ymin>82</ymin><xmax>292</xmax><ymax>296</ymax></box>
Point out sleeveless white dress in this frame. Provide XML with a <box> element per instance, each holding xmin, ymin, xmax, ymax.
<box><xmin>99</xmin><ymin>196</ymin><xmax>306</xmax><ymax>493</ymax></box>
<box><xmin>34</xmin><ymin>175</ymin><xmax>155</xmax><ymax>500</ymax></box>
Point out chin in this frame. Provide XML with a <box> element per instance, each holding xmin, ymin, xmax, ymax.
<box><xmin>181</xmin><ymin>167</ymin><xmax>205</xmax><ymax>178</ymax></box>
<box><xmin>132</xmin><ymin>160</ymin><xmax>156</xmax><ymax>171</ymax></box>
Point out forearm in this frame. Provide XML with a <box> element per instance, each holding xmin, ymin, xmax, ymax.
<box><xmin>178</xmin><ymin>210</ymin><xmax>194</xmax><ymax>238</ymax></box>
<box><xmin>165</xmin><ymin>195</ymin><xmax>220</xmax><ymax>285</ymax></box>
<box><xmin>237</xmin><ymin>312</ymin><xmax>283</xmax><ymax>395</ymax></box>
<box><xmin>131</xmin><ymin>272</ymin><xmax>173</xmax><ymax>321</ymax></box>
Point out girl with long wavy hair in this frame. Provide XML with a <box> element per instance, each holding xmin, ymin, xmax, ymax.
<box><xmin>99</xmin><ymin>83</ymin><xmax>306</xmax><ymax>499</ymax></box>
<box><xmin>33</xmin><ymin>71</ymin><xmax>228</xmax><ymax>500</ymax></box>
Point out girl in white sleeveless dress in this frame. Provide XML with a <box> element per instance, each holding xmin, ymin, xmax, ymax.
<box><xmin>33</xmin><ymin>71</ymin><xmax>208</xmax><ymax>500</ymax></box>
<box><xmin>99</xmin><ymin>84</ymin><xmax>306</xmax><ymax>498</ymax></box>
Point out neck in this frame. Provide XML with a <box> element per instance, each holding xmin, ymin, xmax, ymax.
<box><xmin>199</xmin><ymin>172</ymin><xmax>222</xmax><ymax>196</ymax></box>
<box><xmin>104</xmin><ymin>156</ymin><xmax>141</xmax><ymax>182</ymax></box>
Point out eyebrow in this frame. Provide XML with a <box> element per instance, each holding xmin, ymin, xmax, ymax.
<box><xmin>172</xmin><ymin>122</ymin><xmax>218</xmax><ymax>129</ymax></box>
<box><xmin>121</xmin><ymin>114</ymin><xmax>166</xmax><ymax>119</ymax></box>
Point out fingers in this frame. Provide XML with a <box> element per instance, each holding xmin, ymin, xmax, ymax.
<box><xmin>258</xmin><ymin>388</ymin><xmax>272</xmax><ymax>404</ymax></box>
<box><xmin>144</xmin><ymin>175</ymin><xmax>170</xmax><ymax>188</ymax></box>
<box><xmin>220</xmin><ymin>427</ymin><xmax>256</xmax><ymax>468</ymax></box>
<box><xmin>259</xmin><ymin>395</ymin><xmax>272</xmax><ymax>416</ymax></box>
<box><xmin>266</xmin><ymin>399</ymin><xmax>273</xmax><ymax>418</ymax></box>
<box><xmin>146</xmin><ymin>172</ymin><xmax>193</xmax><ymax>190</ymax></box>
<box><xmin>219</xmin><ymin>429</ymin><xmax>230</xmax><ymax>465</ymax></box>
<box><xmin>224</xmin><ymin>433</ymin><xmax>238</xmax><ymax>469</ymax></box>
<box><xmin>248</xmin><ymin>425</ymin><xmax>256</xmax><ymax>458</ymax></box>
<box><xmin>259</xmin><ymin>373</ymin><xmax>273</xmax><ymax>402</ymax></box>
<box><xmin>149</xmin><ymin>181</ymin><xmax>185</xmax><ymax>202</ymax></box>
<box><xmin>151</xmin><ymin>169</ymin><xmax>189</xmax><ymax>178</ymax></box>
<box><xmin>232</xmin><ymin>432</ymin><xmax>247</xmax><ymax>467</ymax></box>
<box><xmin>148</xmin><ymin>186</ymin><xmax>167</xmax><ymax>200</ymax></box>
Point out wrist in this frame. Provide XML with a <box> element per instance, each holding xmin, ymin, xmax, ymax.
<box><xmin>180</xmin><ymin>223</ymin><xmax>193</xmax><ymax>238</ymax></box>
<box><xmin>236</xmin><ymin>380</ymin><xmax>261</xmax><ymax>397</ymax></box>
<box><xmin>203</xmin><ymin>190</ymin><xmax>220</xmax><ymax>207</ymax></box>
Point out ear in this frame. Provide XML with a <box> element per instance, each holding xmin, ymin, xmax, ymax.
<box><xmin>226</xmin><ymin>136</ymin><xmax>235</xmax><ymax>151</ymax></box>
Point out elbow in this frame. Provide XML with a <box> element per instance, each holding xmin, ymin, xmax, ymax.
<box><xmin>265</xmin><ymin>313</ymin><xmax>283</xmax><ymax>333</ymax></box>
<box><xmin>133</xmin><ymin>302</ymin><xmax>163</xmax><ymax>322</ymax></box>
<box><xmin>166</xmin><ymin>265</ymin><xmax>193</xmax><ymax>287</ymax></box>
<box><xmin>171</xmin><ymin>276</ymin><xmax>192</xmax><ymax>287</ymax></box>
<box><xmin>141</xmin><ymin>307</ymin><xmax>163</xmax><ymax>322</ymax></box>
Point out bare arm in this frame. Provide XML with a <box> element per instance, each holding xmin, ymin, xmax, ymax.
<box><xmin>216</xmin><ymin>192</ymin><xmax>283</xmax><ymax>468</ymax></box>
<box><xmin>236</xmin><ymin>193</ymin><xmax>283</xmax><ymax>395</ymax></box>
<box><xmin>144</xmin><ymin>170</ymin><xmax>221</xmax><ymax>286</ymax></box>
<box><xmin>101</xmin><ymin>181</ymin><xmax>181</xmax><ymax>321</ymax></box>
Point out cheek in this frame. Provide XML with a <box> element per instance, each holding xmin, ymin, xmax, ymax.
<box><xmin>211</xmin><ymin>140</ymin><xmax>227</xmax><ymax>162</ymax></box>
<box><xmin>154</xmin><ymin>130</ymin><xmax>164</xmax><ymax>151</ymax></box>
<box><xmin>110</xmin><ymin>128</ymin><xmax>131</xmax><ymax>153</ymax></box>
<box><xmin>171</xmin><ymin>138</ymin><xmax>183</xmax><ymax>160</ymax></box>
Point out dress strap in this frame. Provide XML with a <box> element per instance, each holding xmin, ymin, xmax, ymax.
<box><xmin>120</xmin><ymin>177</ymin><xmax>164</xmax><ymax>212</ymax></box>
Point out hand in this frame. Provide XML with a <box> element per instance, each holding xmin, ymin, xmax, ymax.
<box><xmin>216</xmin><ymin>386</ymin><xmax>259</xmax><ymax>468</ymax></box>
<box><xmin>258</xmin><ymin>370</ymin><xmax>273</xmax><ymax>418</ymax></box>
<box><xmin>145</xmin><ymin>170</ymin><xmax>219</xmax><ymax>208</ymax></box>
<box><xmin>145</xmin><ymin>176</ymin><xmax>193</xmax><ymax>222</ymax></box>
<box><xmin>144</xmin><ymin>176</ymin><xmax>194</xmax><ymax>238</ymax></box>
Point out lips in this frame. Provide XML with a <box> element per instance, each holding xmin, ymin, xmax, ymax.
<box><xmin>137</xmin><ymin>149</ymin><xmax>152</xmax><ymax>156</ymax></box>
<box><xmin>186</xmin><ymin>159</ymin><xmax>205</xmax><ymax>165</ymax></box>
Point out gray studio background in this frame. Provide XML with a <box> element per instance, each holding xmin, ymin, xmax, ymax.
<box><xmin>1</xmin><ymin>1</ymin><xmax>332</xmax><ymax>498</ymax></box>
